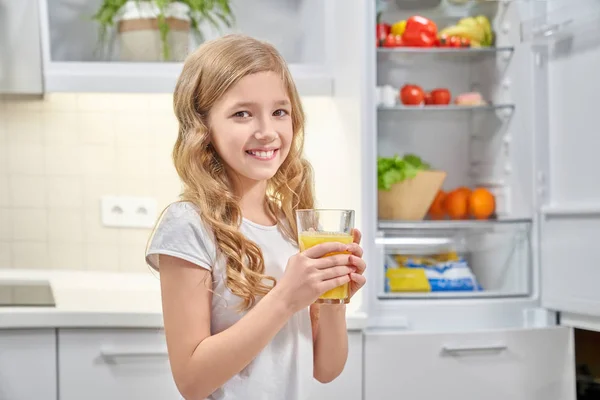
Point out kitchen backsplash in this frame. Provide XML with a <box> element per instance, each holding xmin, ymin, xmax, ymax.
<box><xmin>0</xmin><ymin>93</ymin><xmax>361</xmax><ymax>273</ymax></box>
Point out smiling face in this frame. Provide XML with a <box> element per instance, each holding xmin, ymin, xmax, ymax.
<box><xmin>208</xmin><ymin>71</ymin><xmax>293</xmax><ymax>189</ymax></box>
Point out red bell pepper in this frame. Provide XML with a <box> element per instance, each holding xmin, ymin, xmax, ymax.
<box><xmin>376</xmin><ymin>23</ymin><xmax>391</xmax><ymax>46</ymax></box>
<box><xmin>401</xmin><ymin>16</ymin><xmax>438</xmax><ymax>47</ymax></box>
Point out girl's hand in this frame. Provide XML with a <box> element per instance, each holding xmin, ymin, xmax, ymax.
<box><xmin>348</xmin><ymin>229</ymin><xmax>367</xmax><ymax>299</ymax></box>
<box><xmin>273</xmin><ymin>242</ymin><xmax>362</xmax><ymax>314</ymax></box>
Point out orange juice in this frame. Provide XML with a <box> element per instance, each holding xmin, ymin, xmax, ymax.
<box><xmin>298</xmin><ymin>231</ymin><xmax>353</xmax><ymax>303</ymax></box>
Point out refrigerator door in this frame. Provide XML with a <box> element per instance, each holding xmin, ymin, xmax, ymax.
<box><xmin>522</xmin><ymin>0</ymin><xmax>600</xmax><ymax>321</ymax></box>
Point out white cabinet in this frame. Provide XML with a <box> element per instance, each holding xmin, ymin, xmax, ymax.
<box><xmin>58</xmin><ymin>328</ymin><xmax>180</xmax><ymax>400</ymax></box>
<box><xmin>37</xmin><ymin>0</ymin><xmax>335</xmax><ymax>95</ymax></box>
<box><xmin>311</xmin><ymin>331</ymin><xmax>363</xmax><ymax>400</ymax></box>
<box><xmin>365</xmin><ymin>327</ymin><xmax>576</xmax><ymax>400</ymax></box>
<box><xmin>0</xmin><ymin>329</ymin><xmax>57</xmax><ymax>400</ymax></box>
<box><xmin>0</xmin><ymin>0</ymin><xmax>43</xmax><ymax>93</ymax></box>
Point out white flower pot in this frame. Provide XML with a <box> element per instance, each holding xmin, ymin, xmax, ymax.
<box><xmin>116</xmin><ymin>1</ymin><xmax>191</xmax><ymax>62</ymax></box>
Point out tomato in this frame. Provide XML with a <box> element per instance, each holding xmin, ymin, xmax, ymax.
<box><xmin>400</xmin><ymin>84</ymin><xmax>425</xmax><ymax>106</ymax></box>
<box><xmin>424</xmin><ymin>92</ymin><xmax>434</xmax><ymax>105</ymax></box>
<box><xmin>383</xmin><ymin>34</ymin><xmax>403</xmax><ymax>48</ymax></box>
<box><xmin>448</xmin><ymin>36</ymin><xmax>461</xmax><ymax>48</ymax></box>
<box><xmin>431</xmin><ymin>88</ymin><xmax>451</xmax><ymax>105</ymax></box>
<box><xmin>460</xmin><ymin>37</ymin><xmax>471</xmax><ymax>47</ymax></box>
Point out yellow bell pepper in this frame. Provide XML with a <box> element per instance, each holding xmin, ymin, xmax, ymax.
<box><xmin>390</xmin><ymin>20</ymin><xmax>407</xmax><ymax>36</ymax></box>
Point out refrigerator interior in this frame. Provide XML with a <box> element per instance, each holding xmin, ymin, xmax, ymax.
<box><xmin>366</xmin><ymin>0</ymin><xmax>600</xmax><ymax>332</ymax></box>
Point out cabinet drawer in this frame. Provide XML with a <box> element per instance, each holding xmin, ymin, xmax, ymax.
<box><xmin>365</xmin><ymin>326</ymin><xmax>576</xmax><ymax>400</ymax></box>
<box><xmin>0</xmin><ymin>329</ymin><xmax>57</xmax><ymax>400</ymax></box>
<box><xmin>58</xmin><ymin>328</ymin><xmax>181</xmax><ymax>400</ymax></box>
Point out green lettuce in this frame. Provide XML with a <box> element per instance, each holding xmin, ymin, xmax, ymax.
<box><xmin>377</xmin><ymin>154</ymin><xmax>431</xmax><ymax>191</ymax></box>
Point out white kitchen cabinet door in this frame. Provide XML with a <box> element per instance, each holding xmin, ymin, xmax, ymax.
<box><xmin>521</xmin><ymin>0</ymin><xmax>600</xmax><ymax>320</ymax></box>
<box><xmin>365</xmin><ymin>327</ymin><xmax>576</xmax><ymax>400</ymax></box>
<box><xmin>0</xmin><ymin>329</ymin><xmax>57</xmax><ymax>400</ymax></box>
<box><xmin>58</xmin><ymin>328</ymin><xmax>181</xmax><ymax>400</ymax></box>
<box><xmin>0</xmin><ymin>0</ymin><xmax>44</xmax><ymax>93</ymax></box>
<box><xmin>311</xmin><ymin>331</ymin><xmax>363</xmax><ymax>400</ymax></box>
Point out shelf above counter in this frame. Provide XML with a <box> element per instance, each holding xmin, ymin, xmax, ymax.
<box><xmin>38</xmin><ymin>0</ymin><xmax>334</xmax><ymax>96</ymax></box>
<box><xmin>43</xmin><ymin>62</ymin><xmax>333</xmax><ymax>96</ymax></box>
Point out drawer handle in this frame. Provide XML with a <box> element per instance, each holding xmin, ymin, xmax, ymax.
<box><xmin>100</xmin><ymin>349</ymin><xmax>169</xmax><ymax>362</ymax></box>
<box><xmin>442</xmin><ymin>344</ymin><xmax>507</xmax><ymax>355</ymax></box>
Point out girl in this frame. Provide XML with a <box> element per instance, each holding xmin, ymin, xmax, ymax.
<box><xmin>146</xmin><ymin>34</ymin><xmax>366</xmax><ymax>400</ymax></box>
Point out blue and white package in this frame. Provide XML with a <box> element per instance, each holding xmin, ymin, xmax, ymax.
<box><xmin>404</xmin><ymin>258</ymin><xmax>483</xmax><ymax>292</ymax></box>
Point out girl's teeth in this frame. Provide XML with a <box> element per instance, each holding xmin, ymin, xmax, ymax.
<box><xmin>249</xmin><ymin>150</ymin><xmax>274</xmax><ymax>158</ymax></box>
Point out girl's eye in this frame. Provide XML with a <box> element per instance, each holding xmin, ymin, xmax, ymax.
<box><xmin>233</xmin><ymin>111</ymin><xmax>250</xmax><ymax>118</ymax></box>
<box><xmin>273</xmin><ymin>109</ymin><xmax>289</xmax><ymax>117</ymax></box>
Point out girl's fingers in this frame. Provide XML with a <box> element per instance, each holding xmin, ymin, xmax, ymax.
<box><xmin>352</xmin><ymin>229</ymin><xmax>362</xmax><ymax>245</ymax></box>
<box><xmin>347</xmin><ymin>243</ymin><xmax>363</xmax><ymax>258</ymax></box>
<box><xmin>349</xmin><ymin>255</ymin><xmax>366</xmax><ymax>274</ymax></box>
<box><xmin>350</xmin><ymin>273</ymin><xmax>367</xmax><ymax>287</ymax></box>
<box><xmin>319</xmin><ymin>266</ymin><xmax>355</xmax><ymax>281</ymax></box>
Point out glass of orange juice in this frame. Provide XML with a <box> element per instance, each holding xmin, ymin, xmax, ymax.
<box><xmin>296</xmin><ymin>209</ymin><xmax>355</xmax><ymax>304</ymax></box>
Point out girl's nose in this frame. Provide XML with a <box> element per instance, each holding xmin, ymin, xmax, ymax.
<box><xmin>254</xmin><ymin>120</ymin><xmax>277</xmax><ymax>142</ymax></box>
<box><xmin>254</xmin><ymin>130</ymin><xmax>276</xmax><ymax>142</ymax></box>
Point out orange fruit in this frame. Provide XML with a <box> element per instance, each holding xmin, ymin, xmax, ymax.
<box><xmin>468</xmin><ymin>188</ymin><xmax>495</xmax><ymax>220</ymax></box>
<box><xmin>455</xmin><ymin>186</ymin><xmax>472</xmax><ymax>196</ymax></box>
<box><xmin>443</xmin><ymin>189</ymin><xmax>469</xmax><ymax>220</ymax></box>
<box><xmin>428</xmin><ymin>190</ymin><xmax>447</xmax><ymax>220</ymax></box>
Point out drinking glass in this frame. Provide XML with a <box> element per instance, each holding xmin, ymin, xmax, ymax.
<box><xmin>296</xmin><ymin>209</ymin><xmax>355</xmax><ymax>304</ymax></box>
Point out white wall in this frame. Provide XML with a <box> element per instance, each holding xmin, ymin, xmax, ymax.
<box><xmin>0</xmin><ymin>93</ymin><xmax>362</xmax><ymax>273</ymax></box>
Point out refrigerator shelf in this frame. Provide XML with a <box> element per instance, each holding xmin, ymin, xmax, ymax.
<box><xmin>378</xmin><ymin>218</ymin><xmax>532</xmax><ymax>231</ymax></box>
<box><xmin>377</xmin><ymin>46</ymin><xmax>515</xmax><ymax>55</ymax></box>
<box><xmin>377</xmin><ymin>104</ymin><xmax>515</xmax><ymax>112</ymax></box>
<box><xmin>378</xmin><ymin>291</ymin><xmax>526</xmax><ymax>300</ymax></box>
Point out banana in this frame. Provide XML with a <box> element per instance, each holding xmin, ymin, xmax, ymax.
<box><xmin>458</xmin><ymin>18</ymin><xmax>487</xmax><ymax>41</ymax></box>
<box><xmin>458</xmin><ymin>17</ymin><xmax>477</xmax><ymax>26</ymax></box>
<box><xmin>474</xmin><ymin>15</ymin><xmax>493</xmax><ymax>46</ymax></box>
<box><xmin>439</xmin><ymin>24</ymin><xmax>486</xmax><ymax>44</ymax></box>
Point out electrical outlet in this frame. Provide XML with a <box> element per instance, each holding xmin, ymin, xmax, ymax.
<box><xmin>101</xmin><ymin>195</ymin><xmax>158</xmax><ymax>228</ymax></box>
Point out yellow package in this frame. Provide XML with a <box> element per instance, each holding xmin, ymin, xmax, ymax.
<box><xmin>386</xmin><ymin>268</ymin><xmax>431</xmax><ymax>292</ymax></box>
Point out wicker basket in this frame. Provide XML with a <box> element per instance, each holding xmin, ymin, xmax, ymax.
<box><xmin>378</xmin><ymin>170</ymin><xmax>447</xmax><ymax>220</ymax></box>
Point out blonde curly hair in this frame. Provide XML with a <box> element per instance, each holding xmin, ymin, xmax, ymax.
<box><xmin>171</xmin><ymin>34</ymin><xmax>315</xmax><ymax>311</ymax></box>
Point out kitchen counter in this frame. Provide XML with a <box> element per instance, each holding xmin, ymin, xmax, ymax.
<box><xmin>0</xmin><ymin>308</ymin><xmax>368</xmax><ymax>330</ymax></box>
<box><xmin>0</xmin><ymin>269</ymin><xmax>367</xmax><ymax>330</ymax></box>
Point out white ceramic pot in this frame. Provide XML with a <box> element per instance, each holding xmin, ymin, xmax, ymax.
<box><xmin>116</xmin><ymin>1</ymin><xmax>191</xmax><ymax>62</ymax></box>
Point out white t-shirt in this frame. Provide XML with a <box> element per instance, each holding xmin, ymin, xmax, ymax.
<box><xmin>146</xmin><ymin>201</ymin><xmax>314</xmax><ymax>400</ymax></box>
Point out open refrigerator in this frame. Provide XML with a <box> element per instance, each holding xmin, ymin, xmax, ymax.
<box><xmin>359</xmin><ymin>0</ymin><xmax>600</xmax><ymax>399</ymax></box>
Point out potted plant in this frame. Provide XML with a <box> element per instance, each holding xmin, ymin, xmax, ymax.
<box><xmin>92</xmin><ymin>0</ymin><xmax>234</xmax><ymax>62</ymax></box>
